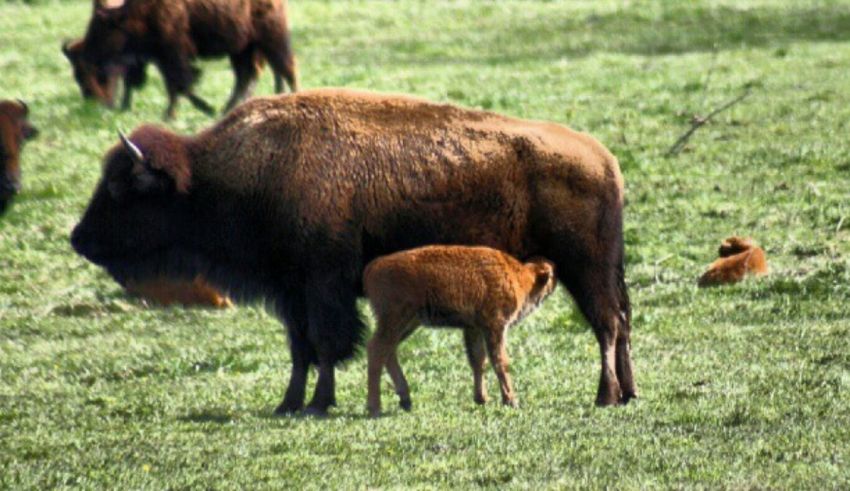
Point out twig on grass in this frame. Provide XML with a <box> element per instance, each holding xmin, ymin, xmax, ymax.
<box><xmin>666</xmin><ymin>88</ymin><xmax>753</xmax><ymax>157</ymax></box>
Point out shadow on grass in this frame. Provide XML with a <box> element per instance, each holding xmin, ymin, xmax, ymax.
<box><xmin>313</xmin><ymin>4</ymin><xmax>850</xmax><ymax>66</ymax></box>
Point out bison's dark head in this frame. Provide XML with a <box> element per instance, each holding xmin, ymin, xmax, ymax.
<box><xmin>71</xmin><ymin>127</ymin><xmax>197</xmax><ymax>283</ymax></box>
<box><xmin>0</xmin><ymin>99</ymin><xmax>39</xmax><ymax>214</ymax></box>
<box><xmin>62</xmin><ymin>38</ymin><xmax>119</xmax><ymax>107</ymax></box>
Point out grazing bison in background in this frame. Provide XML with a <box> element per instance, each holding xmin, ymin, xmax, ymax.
<box><xmin>363</xmin><ymin>245</ymin><xmax>557</xmax><ymax>417</ymax></box>
<box><xmin>698</xmin><ymin>236</ymin><xmax>768</xmax><ymax>287</ymax></box>
<box><xmin>71</xmin><ymin>89</ymin><xmax>635</xmax><ymax>415</ymax></box>
<box><xmin>75</xmin><ymin>0</ymin><xmax>298</xmax><ymax>118</ymax></box>
<box><xmin>62</xmin><ymin>37</ymin><xmax>149</xmax><ymax>111</ymax></box>
<box><xmin>0</xmin><ymin>99</ymin><xmax>38</xmax><ymax>215</ymax></box>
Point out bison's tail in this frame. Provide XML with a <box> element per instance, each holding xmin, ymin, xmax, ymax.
<box><xmin>616</xmin><ymin>237</ymin><xmax>632</xmax><ymax>328</ymax></box>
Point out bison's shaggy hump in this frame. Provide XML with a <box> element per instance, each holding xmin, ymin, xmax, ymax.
<box><xmin>72</xmin><ymin>88</ymin><xmax>634</xmax><ymax>415</ymax></box>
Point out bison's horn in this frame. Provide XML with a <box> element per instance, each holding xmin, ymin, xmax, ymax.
<box><xmin>62</xmin><ymin>39</ymin><xmax>72</xmax><ymax>54</ymax></box>
<box><xmin>16</xmin><ymin>99</ymin><xmax>28</xmax><ymax>113</ymax></box>
<box><xmin>118</xmin><ymin>130</ymin><xmax>145</xmax><ymax>165</ymax></box>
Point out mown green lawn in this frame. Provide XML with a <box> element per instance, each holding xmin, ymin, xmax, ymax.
<box><xmin>2</xmin><ymin>0</ymin><xmax>849</xmax><ymax>488</ymax></box>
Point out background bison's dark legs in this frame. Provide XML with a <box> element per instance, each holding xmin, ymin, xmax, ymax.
<box><xmin>223</xmin><ymin>49</ymin><xmax>261</xmax><ymax>113</ymax></box>
<box><xmin>260</xmin><ymin>36</ymin><xmax>298</xmax><ymax>93</ymax></box>
<box><xmin>120</xmin><ymin>62</ymin><xmax>148</xmax><ymax>111</ymax></box>
<box><xmin>156</xmin><ymin>53</ymin><xmax>213</xmax><ymax>119</ymax></box>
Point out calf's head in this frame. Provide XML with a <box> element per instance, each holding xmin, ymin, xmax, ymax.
<box><xmin>525</xmin><ymin>258</ymin><xmax>557</xmax><ymax>305</ymax></box>
<box><xmin>71</xmin><ymin>127</ymin><xmax>195</xmax><ymax>282</ymax></box>
<box><xmin>0</xmin><ymin>99</ymin><xmax>39</xmax><ymax>214</ymax></box>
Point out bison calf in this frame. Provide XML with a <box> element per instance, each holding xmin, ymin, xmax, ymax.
<box><xmin>698</xmin><ymin>236</ymin><xmax>768</xmax><ymax>287</ymax></box>
<box><xmin>73</xmin><ymin>0</ymin><xmax>298</xmax><ymax>118</ymax></box>
<box><xmin>363</xmin><ymin>245</ymin><xmax>556</xmax><ymax>417</ymax></box>
<box><xmin>0</xmin><ymin>100</ymin><xmax>38</xmax><ymax>214</ymax></box>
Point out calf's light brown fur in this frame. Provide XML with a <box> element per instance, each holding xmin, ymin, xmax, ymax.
<box><xmin>363</xmin><ymin>245</ymin><xmax>556</xmax><ymax>417</ymax></box>
<box><xmin>698</xmin><ymin>236</ymin><xmax>768</xmax><ymax>287</ymax></box>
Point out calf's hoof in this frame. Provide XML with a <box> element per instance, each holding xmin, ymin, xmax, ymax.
<box><xmin>502</xmin><ymin>398</ymin><xmax>519</xmax><ymax>408</ymax></box>
<box><xmin>368</xmin><ymin>407</ymin><xmax>382</xmax><ymax>418</ymax></box>
<box><xmin>473</xmin><ymin>394</ymin><xmax>488</xmax><ymax>405</ymax></box>
<box><xmin>399</xmin><ymin>398</ymin><xmax>412</xmax><ymax>412</ymax></box>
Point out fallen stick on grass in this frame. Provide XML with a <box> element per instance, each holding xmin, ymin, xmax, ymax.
<box><xmin>666</xmin><ymin>88</ymin><xmax>753</xmax><ymax>157</ymax></box>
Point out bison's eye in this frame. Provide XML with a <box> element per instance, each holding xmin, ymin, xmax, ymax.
<box><xmin>107</xmin><ymin>179</ymin><xmax>128</xmax><ymax>201</ymax></box>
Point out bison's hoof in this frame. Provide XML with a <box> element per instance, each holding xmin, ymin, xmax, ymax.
<box><xmin>274</xmin><ymin>400</ymin><xmax>303</xmax><ymax>415</ymax></box>
<box><xmin>620</xmin><ymin>391</ymin><xmax>638</xmax><ymax>405</ymax></box>
<box><xmin>474</xmin><ymin>395</ymin><xmax>488</xmax><ymax>405</ymax></box>
<box><xmin>368</xmin><ymin>407</ymin><xmax>382</xmax><ymax>418</ymax></box>
<box><xmin>399</xmin><ymin>398</ymin><xmax>412</xmax><ymax>412</ymax></box>
<box><xmin>303</xmin><ymin>405</ymin><xmax>329</xmax><ymax>418</ymax></box>
<box><xmin>503</xmin><ymin>399</ymin><xmax>519</xmax><ymax>408</ymax></box>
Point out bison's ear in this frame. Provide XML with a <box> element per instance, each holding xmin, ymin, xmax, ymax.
<box><xmin>117</xmin><ymin>131</ymin><xmax>171</xmax><ymax>195</ymax></box>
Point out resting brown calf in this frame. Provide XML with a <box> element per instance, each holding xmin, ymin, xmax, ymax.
<box><xmin>698</xmin><ymin>236</ymin><xmax>768</xmax><ymax>287</ymax></box>
<box><xmin>363</xmin><ymin>245</ymin><xmax>556</xmax><ymax>417</ymax></box>
<box><xmin>0</xmin><ymin>100</ymin><xmax>38</xmax><ymax>215</ymax></box>
<box><xmin>125</xmin><ymin>276</ymin><xmax>232</xmax><ymax>308</ymax></box>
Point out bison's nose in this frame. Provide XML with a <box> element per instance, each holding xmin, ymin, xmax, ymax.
<box><xmin>70</xmin><ymin>225</ymin><xmax>99</xmax><ymax>259</ymax></box>
<box><xmin>0</xmin><ymin>180</ymin><xmax>19</xmax><ymax>213</ymax></box>
<box><xmin>23</xmin><ymin>124</ymin><xmax>39</xmax><ymax>140</ymax></box>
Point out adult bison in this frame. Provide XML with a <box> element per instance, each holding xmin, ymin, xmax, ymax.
<box><xmin>0</xmin><ymin>99</ymin><xmax>38</xmax><ymax>215</ymax></box>
<box><xmin>71</xmin><ymin>89</ymin><xmax>636</xmax><ymax>415</ymax></box>
<box><xmin>72</xmin><ymin>0</ymin><xmax>298</xmax><ymax>118</ymax></box>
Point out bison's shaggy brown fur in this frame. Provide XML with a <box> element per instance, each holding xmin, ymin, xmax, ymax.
<box><xmin>71</xmin><ymin>89</ymin><xmax>635</xmax><ymax>415</ymax></box>
<box><xmin>74</xmin><ymin>0</ymin><xmax>297</xmax><ymax>118</ymax></box>
<box><xmin>363</xmin><ymin>245</ymin><xmax>556</xmax><ymax>417</ymax></box>
<box><xmin>698</xmin><ymin>236</ymin><xmax>768</xmax><ymax>287</ymax></box>
<box><xmin>0</xmin><ymin>100</ymin><xmax>38</xmax><ymax>215</ymax></box>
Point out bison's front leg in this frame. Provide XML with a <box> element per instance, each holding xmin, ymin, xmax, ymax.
<box><xmin>275</xmin><ymin>293</ymin><xmax>314</xmax><ymax>414</ymax></box>
<box><xmin>303</xmin><ymin>271</ymin><xmax>366</xmax><ymax>416</ymax></box>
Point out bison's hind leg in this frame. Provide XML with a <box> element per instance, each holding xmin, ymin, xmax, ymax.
<box><xmin>562</xmin><ymin>263</ymin><xmax>636</xmax><ymax>406</ymax></box>
<box><xmin>260</xmin><ymin>32</ymin><xmax>297</xmax><ymax>93</ymax></box>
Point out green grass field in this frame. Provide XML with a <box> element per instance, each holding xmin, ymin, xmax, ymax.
<box><xmin>2</xmin><ymin>0</ymin><xmax>850</xmax><ymax>488</ymax></box>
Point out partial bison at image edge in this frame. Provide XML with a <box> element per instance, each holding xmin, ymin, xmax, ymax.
<box><xmin>70</xmin><ymin>88</ymin><xmax>636</xmax><ymax>415</ymax></box>
<box><xmin>0</xmin><ymin>99</ymin><xmax>39</xmax><ymax>215</ymax></box>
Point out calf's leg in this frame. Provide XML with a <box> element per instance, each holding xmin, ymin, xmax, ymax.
<box><xmin>483</xmin><ymin>325</ymin><xmax>516</xmax><ymax>407</ymax></box>
<box><xmin>463</xmin><ymin>328</ymin><xmax>489</xmax><ymax>404</ymax></box>
<box><xmin>385</xmin><ymin>349</ymin><xmax>412</xmax><ymax>411</ymax></box>
<box><xmin>367</xmin><ymin>310</ymin><xmax>412</xmax><ymax>417</ymax></box>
